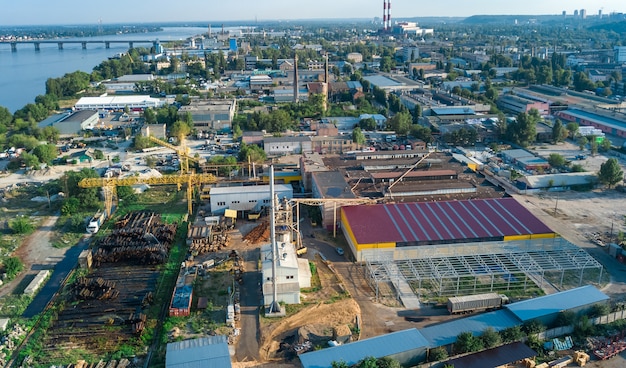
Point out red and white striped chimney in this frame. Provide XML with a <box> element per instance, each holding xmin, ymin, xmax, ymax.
<box><xmin>383</xmin><ymin>0</ymin><xmax>387</xmax><ymax>31</ymax></box>
<box><xmin>387</xmin><ymin>0</ymin><xmax>392</xmax><ymax>30</ymax></box>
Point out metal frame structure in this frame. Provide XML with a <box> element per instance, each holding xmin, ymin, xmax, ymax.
<box><xmin>363</xmin><ymin>238</ymin><xmax>604</xmax><ymax>302</ymax></box>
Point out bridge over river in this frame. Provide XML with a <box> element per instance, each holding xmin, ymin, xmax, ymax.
<box><xmin>0</xmin><ymin>39</ymin><xmax>159</xmax><ymax>51</ymax></box>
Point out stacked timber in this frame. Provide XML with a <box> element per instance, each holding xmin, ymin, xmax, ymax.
<box><xmin>94</xmin><ymin>211</ymin><xmax>178</xmax><ymax>265</ymax></box>
<box><xmin>190</xmin><ymin>232</ymin><xmax>231</xmax><ymax>254</ymax></box>
<box><xmin>73</xmin><ymin>277</ymin><xmax>119</xmax><ymax>301</ymax></box>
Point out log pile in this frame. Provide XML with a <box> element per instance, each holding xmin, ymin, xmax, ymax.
<box><xmin>73</xmin><ymin>277</ymin><xmax>119</xmax><ymax>301</ymax></box>
<box><xmin>242</xmin><ymin>222</ymin><xmax>270</xmax><ymax>244</ymax></box>
<box><xmin>127</xmin><ymin>310</ymin><xmax>147</xmax><ymax>336</ymax></box>
<box><xmin>190</xmin><ymin>232</ymin><xmax>231</xmax><ymax>255</ymax></box>
<box><xmin>94</xmin><ymin>211</ymin><xmax>178</xmax><ymax>265</ymax></box>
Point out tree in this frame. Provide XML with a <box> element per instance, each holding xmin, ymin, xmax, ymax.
<box><xmin>238</xmin><ymin>143</ymin><xmax>266</xmax><ymax>163</ymax></box>
<box><xmin>412</xmin><ymin>104</ymin><xmax>422</xmax><ymax>124</ymax></box>
<box><xmin>359</xmin><ymin>118</ymin><xmax>377</xmax><ymax>131</ymax></box>
<box><xmin>331</xmin><ymin>361</ymin><xmax>349</xmax><ymax>368</ymax></box>
<box><xmin>577</xmin><ymin>136</ymin><xmax>588</xmax><ymax>151</ymax></box>
<box><xmin>117</xmin><ymin>186</ymin><xmax>137</xmax><ymax>202</ymax></box>
<box><xmin>589</xmin><ymin>136</ymin><xmax>599</xmax><ymax>156</ymax></box>
<box><xmin>429</xmin><ymin>347</ymin><xmax>449</xmax><ymax>362</ymax></box>
<box><xmin>170</xmin><ymin>120</ymin><xmax>192</xmax><ymax>140</ymax></box>
<box><xmin>352</xmin><ymin>127</ymin><xmax>365</xmax><ymax>147</ymax></box>
<box><xmin>388</xmin><ymin>111</ymin><xmax>412</xmax><ymax>135</ymax></box>
<box><xmin>32</xmin><ymin>143</ymin><xmax>59</xmax><ymax>165</ymax></box>
<box><xmin>499</xmin><ymin>326</ymin><xmax>524</xmax><ymax>343</ymax></box>
<box><xmin>20</xmin><ymin>152</ymin><xmax>41</xmax><ymax>169</ymax></box>
<box><xmin>554</xmin><ymin>311</ymin><xmax>576</xmax><ymax>327</ymax></box>
<box><xmin>480</xmin><ymin>327</ymin><xmax>502</xmax><ymax>349</ymax></box>
<box><xmin>551</xmin><ymin>119</ymin><xmax>567</xmax><ymax>143</ymax></box>
<box><xmin>61</xmin><ymin>168</ymin><xmax>101</xmax><ymax>212</ymax></box>
<box><xmin>598</xmin><ymin>158</ymin><xmax>624</xmax><ymax>188</ymax></box>
<box><xmin>93</xmin><ymin>149</ymin><xmax>105</xmax><ymax>160</ymax></box>
<box><xmin>376</xmin><ymin>357</ymin><xmax>401</xmax><ymax>368</ymax></box>
<box><xmin>143</xmin><ymin>108</ymin><xmax>157</xmax><ymax>124</ymax></box>
<box><xmin>600</xmin><ymin>137</ymin><xmax>612</xmax><ymax>152</ymax></box>
<box><xmin>566</xmin><ymin>122</ymin><xmax>579</xmax><ymax>139</ymax></box>
<box><xmin>455</xmin><ymin>331</ymin><xmax>483</xmax><ymax>354</ymax></box>
<box><xmin>548</xmin><ymin>153</ymin><xmax>566</xmax><ymax>168</ymax></box>
<box><xmin>506</xmin><ymin>112</ymin><xmax>537</xmax><ymax>147</ymax></box>
<box><xmin>571</xmin><ymin>164</ymin><xmax>585</xmax><ymax>172</ymax></box>
<box><xmin>522</xmin><ymin>320</ymin><xmax>545</xmax><ymax>335</ymax></box>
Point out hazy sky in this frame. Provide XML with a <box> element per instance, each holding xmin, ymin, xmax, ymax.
<box><xmin>1</xmin><ymin>0</ymin><xmax>625</xmax><ymax>25</ymax></box>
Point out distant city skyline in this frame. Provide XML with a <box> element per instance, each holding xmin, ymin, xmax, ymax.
<box><xmin>1</xmin><ymin>0</ymin><xmax>625</xmax><ymax>26</ymax></box>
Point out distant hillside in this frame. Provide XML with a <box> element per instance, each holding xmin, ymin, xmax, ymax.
<box><xmin>588</xmin><ymin>21</ymin><xmax>626</xmax><ymax>34</ymax></box>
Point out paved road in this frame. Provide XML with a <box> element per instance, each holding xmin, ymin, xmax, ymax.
<box><xmin>22</xmin><ymin>238</ymin><xmax>90</xmax><ymax>318</ymax></box>
<box><xmin>234</xmin><ymin>248</ymin><xmax>261</xmax><ymax>362</ymax></box>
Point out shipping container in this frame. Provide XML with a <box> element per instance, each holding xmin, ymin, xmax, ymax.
<box><xmin>447</xmin><ymin>293</ymin><xmax>509</xmax><ymax>314</ymax></box>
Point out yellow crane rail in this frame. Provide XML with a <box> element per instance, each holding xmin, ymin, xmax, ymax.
<box><xmin>79</xmin><ymin>173</ymin><xmax>217</xmax><ymax>215</ymax></box>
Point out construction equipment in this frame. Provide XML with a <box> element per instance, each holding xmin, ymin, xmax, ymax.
<box><xmin>147</xmin><ymin>135</ymin><xmax>198</xmax><ymax>176</ymax></box>
<box><xmin>79</xmin><ymin>173</ymin><xmax>217</xmax><ymax>215</ymax></box>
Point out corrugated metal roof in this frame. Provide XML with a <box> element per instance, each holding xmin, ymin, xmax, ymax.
<box><xmin>505</xmin><ymin>285</ymin><xmax>609</xmax><ymax>322</ymax></box>
<box><xmin>341</xmin><ymin>198</ymin><xmax>553</xmax><ymax>245</ymax></box>
<box><xmin>166</xmin><ymin>336</ymin><xmax>232</xmax><ymax>368</ymax></box>
<box><xmin>299</xmin><ymin>328</ymin><xmax>428</xmax><ymax>368</ymax></box>
<box><xmin>370</xmin><ymin>170</ymin><xmax>456</xmax><ymax>180</ymax></box>
<box><xmin>445</xmin><ymin>342</ymin><xmax>537</xmax><ymax>368</ymax></box>
<box><xmin>209</xmin><ymin>184</ymin><xmax>292</xmax><ymax>195</ymax></box>
<box><xmin>419</xmin><ymin>309</ymin><xmax>520</xmax><ymax>348</ymax></box>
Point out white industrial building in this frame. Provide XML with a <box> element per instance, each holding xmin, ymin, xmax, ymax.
<box><xmin>615</xmin><ymin>46</ymin><xmax>626</xmax><ymax>63</ymax></box>
<box><xmin>209</xmin><ymin>184</ymin><xmax>293</xmax><ymax>215</ymax></box>
<box><xmin>263</xmin><ymin>136</ymin><xmax>312</xmax><ymax>155</ymax></box>
<box><xmin>74</xmin><ymin>95</ymin><xmax>164</xmax><ymax>111</ymax></box>
<box><xmin>261</xmin><ymin>239</ymin><xmax>311</xmax><ymax>306</ymax></box>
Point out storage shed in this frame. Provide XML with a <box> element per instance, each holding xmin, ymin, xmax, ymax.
<box><xmin>299</xmin><ymin>328</ymin><xmax>429</xmax><ymax>368</ymax></box>
<box><xmin>504</xmin><ymin>285</ymin><xmax>609</xmax><ymax>326</ymax></box>
<box><xmin>209</xmin><ymin>184</ymin><xmax>293</xmax><ymax>216</ymax></box>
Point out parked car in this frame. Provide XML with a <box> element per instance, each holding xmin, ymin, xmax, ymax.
<box><xmin>336</xmin><ymin>247</ymin><xmax>344</xmax><ymax>256</ymax></box>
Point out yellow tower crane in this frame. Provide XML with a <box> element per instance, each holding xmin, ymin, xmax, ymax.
<box><xmin>78</xmin><ymin>173</ymin><xmax>217</xmax><ymax>216</ymax></box>
<box><xmin>147</xmin><ymin>135</ymin><xmax>198</xmax><ymax>175</ymax></box>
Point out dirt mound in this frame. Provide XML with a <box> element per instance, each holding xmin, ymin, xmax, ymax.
<box><xmin>259</xmin><ymin>298</ymin><xmax>361</xmax><ymax>361</ymax></box>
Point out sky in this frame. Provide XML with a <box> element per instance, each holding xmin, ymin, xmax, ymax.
<box><xmin>1</xmin><ymin>0</ymin><xmax>625</xmax><ymax>26</ymax></box>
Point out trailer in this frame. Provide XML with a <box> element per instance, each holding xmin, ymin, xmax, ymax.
<box><xmin>447</xmin><ymin>293</ymin><xmax>509</xmax><ymax>314</ymax></box>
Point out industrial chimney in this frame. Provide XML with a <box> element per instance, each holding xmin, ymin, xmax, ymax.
<box><xmin>387</xmin><ymin>0</ymin><xmax>392</xmax><ymax>31</ymax></box>
<box><xmin>383</xmin><ymin>0</ymin><xmax>387</xmax><ymax>31</ymax></box>
<box><xmin>268</xmin><ymin>165</ymin><xmax>281</xmax><ymax>314</ymax></box>
<box><xmin>293</xmin><ymin>53</ymin><xmax>299</xmax><ymax>103</ymax></box>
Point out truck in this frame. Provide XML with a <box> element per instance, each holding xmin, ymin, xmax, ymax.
<box><xmin>86</xmin><ymin>211</ymin><xmax>106</xmax><ymax>234</ymax></box>
<box><xmin>447</xmin><ymin>293</ymin><xmax>509</xmax><ymax>314</ymax></box>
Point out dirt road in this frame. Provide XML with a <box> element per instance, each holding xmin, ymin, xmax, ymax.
<box><xmin>0</xmin><ymin>215</ymin><xmax>70</xmax><ymax>297</ymax></box>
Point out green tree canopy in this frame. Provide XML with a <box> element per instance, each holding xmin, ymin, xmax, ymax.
<box><xmin>455</xmin><ymin>331</ymin><xmax>483</xmax><ymax>354</ymax></box>
<box><xmin>238</xmin><ymin>143</ymin><xmax>266</xmax><ymax>163</ymax></box>
<box><xmin>352</xmin><ymin>127</ymin><xmax>365</xmax><ymax>146</ymax></box>
<box><xmin>388</xmin><ymin>111</ymin><xmax>412</xmax><ymax>135</ymax></box>
<box><xmin>481</xmin><ymin>327</ymin><xmax>502</xmax><ymax>349</ymax></box>
<box><xmin>598</xmin><ymin>158</ymin><xmax>624</xmax><ymax>188</ymax></box>
<box><xmin>32</xmin><ymin>143</ymin><xmax>59</xmax><ymax>165</ymax></box>
<box><xmin>548</xmin><ymin>153</ymin><xmax>566</xmax><ymax>168</ymax></box>
<box><xmin>551</xmin><ymin>119</ymin><xmax>567</xmax><ymax>143</ymax></box>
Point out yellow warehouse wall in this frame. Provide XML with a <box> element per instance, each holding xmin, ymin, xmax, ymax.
<box><xmin>357</xmin><ymin>242</ymin><xmax>396</xmax><ymax>250</ymax></box>
<box><xmin>504</xmin><ymin>233</ymin><xmax>556</xmax><ymax>241</ymax></box>
<box><xmin>340</xmin><ymin>209</ymin><xmax>397</xmax><ymax>251</ymax></box>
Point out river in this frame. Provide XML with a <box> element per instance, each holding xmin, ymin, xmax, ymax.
<box><xmin>0</xmin><ymin>26</ymin><xmax>211</xmax><ymax>113</ymax></box>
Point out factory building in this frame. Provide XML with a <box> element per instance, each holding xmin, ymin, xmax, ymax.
<box><xmin>557</xmin><ymin>108</ymin><xmax>626</xmax><ymax>139</ymax></box>
<box><xmin>260</xmin><ymin>240</ymin><xmax>311</xmax><ymax>306</ymax></box>
<box><xmin>341</xmin><ymin>197</ymin><xmax>555</xmax><ymax>261</ymax></box>
<box><xmin>38</xmin><ymin>110</ymin><xmax>99</xmax><ymax>136</ymax></box>
<box><xmin>178</xmin><ymin>99</ymin><xmax>236</xmax><ymax>133</ymax></box>
<box><xmin>209</xmin><ymin>184</ymin><xmax>293</xmax><ymax>216</ymax></box>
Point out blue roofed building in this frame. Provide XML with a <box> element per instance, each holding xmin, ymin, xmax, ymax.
<box><xmin>299</xmin><ymin>328</ymin><xmax>429</xmax><ymax>368</ymax></box>
<box><xmin>419</xmin><ymin>309</ymin><xmax>521</xmax><ymax>349</ymax></box>
<box><xmin>504</xmin><ymin>285</ymin><xmax>609</xmax><ymax>326</ymax></box>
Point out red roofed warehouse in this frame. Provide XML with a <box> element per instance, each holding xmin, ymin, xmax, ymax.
<box><xmin>340</xmin><ymin>197</ymin><xmax>555</xmax><ymax>261</ymax></box>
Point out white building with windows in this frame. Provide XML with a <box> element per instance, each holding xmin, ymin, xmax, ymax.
<box><xmin>209</xmin><ymin>185</ymin><xmax>293</xmax><ymax>215</ymax></box>
<box><xmin>74</xmin><ymin>95</ymin><xmax>164</xmax><ymax>111</ymax></box>
<box><xmin>261</xmin><ymin>237</ymin><xmax>311</xmax><ymax>306</ymax></box>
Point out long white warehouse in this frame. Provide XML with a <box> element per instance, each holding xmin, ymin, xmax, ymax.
<box><xmin>75</xmin><ymin>95</ymin><xmax>164</xmax><ymax>111</ymax></box>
